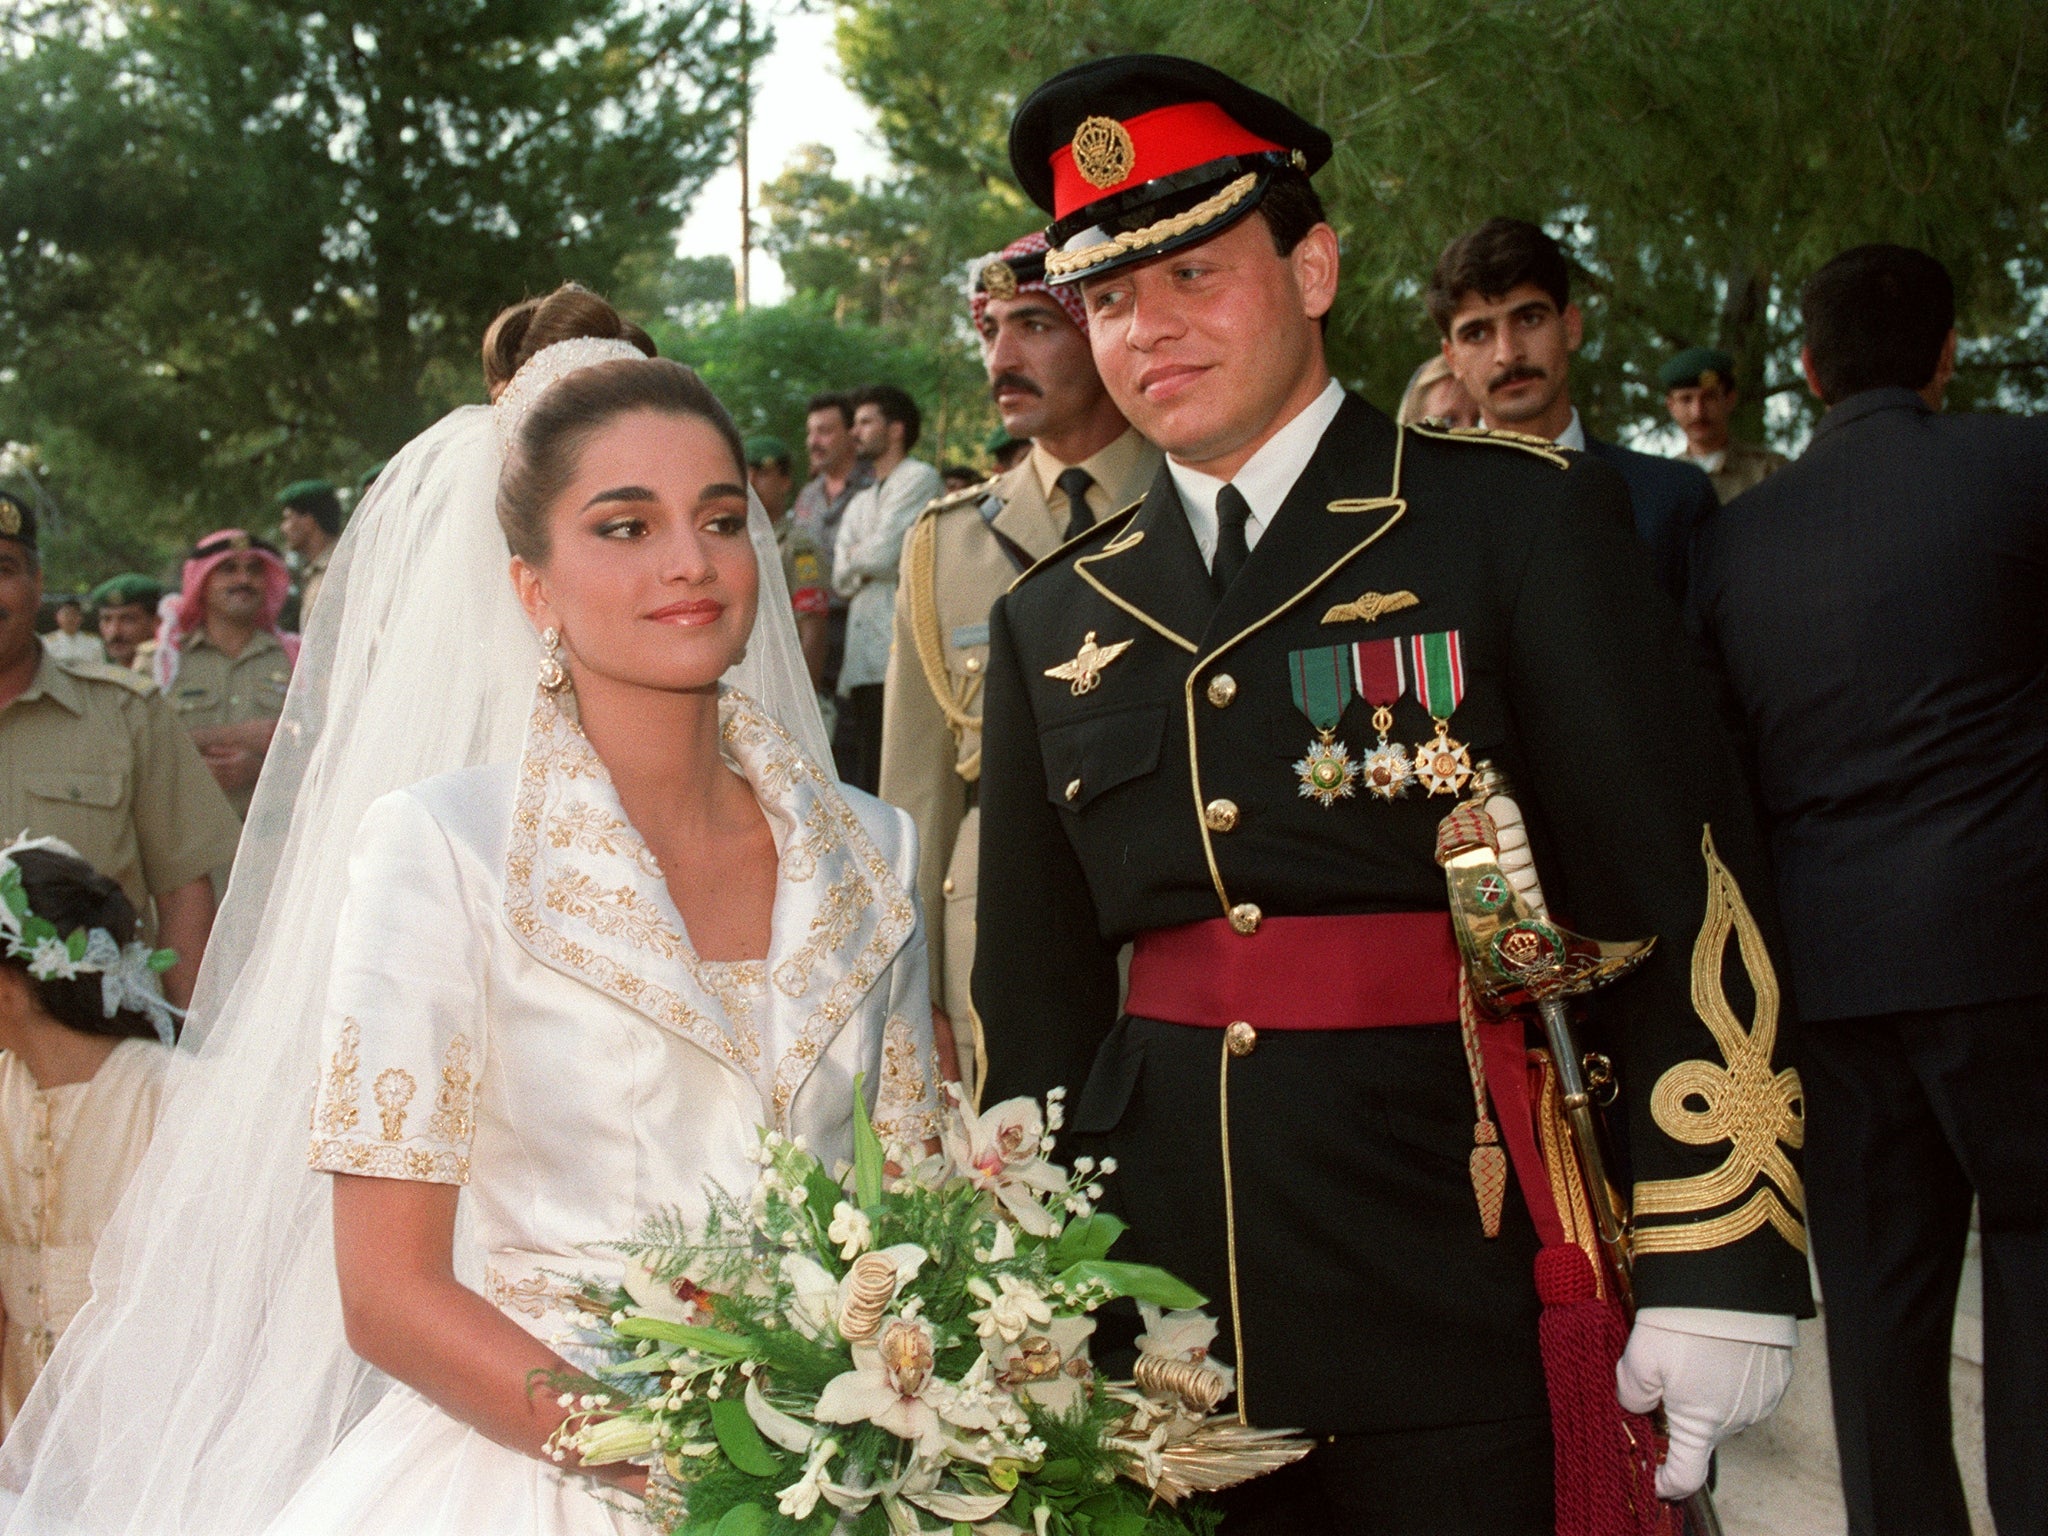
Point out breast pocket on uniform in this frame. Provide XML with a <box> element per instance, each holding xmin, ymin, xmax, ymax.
<box><xmin>1039</xmin><ymin>701</ymin><xmax>1168</xmax><ymax>813</ymax></box>
<box><xmin>21</xmin><ymin>771</ymin><xmax>130</xmax><ymax>851</ymax></box>
<box><xmin>171</xmin><ymin>682</ymin><xmax>220</xmax><ymax>717</ymax></box>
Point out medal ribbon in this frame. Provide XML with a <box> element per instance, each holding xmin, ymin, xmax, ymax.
<box><xmin>1350</xmin><ymin>638</ymin><xmax>1408</xmax><ymax>708</ymax></box>
<box><xmin>1287</xmin><ymin>645</ymin><xmax>1354</xmax><ymax>733</ymax></box>
<box><xmin>1408</xmin><ymin>630</ymin><xmax>1465</xmax><ymax>718</ymax></box>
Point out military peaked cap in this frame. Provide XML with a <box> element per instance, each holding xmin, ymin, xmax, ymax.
<box><xmin>1009</xmin><ymin>53</ymin><xmax>1332</xmax><ymax>285</ymax></box>
<box><xmin>89</xmin><ymin>573</ymin><xmax>166</xmax><ymax>610</ymax></box>
<box><xmin>0</xmin><ymin>490</ymin><xmax>35</xmax><ymax>551</ymax></box>
<box><xmin>1659</xmin><ymin>346</ymin><xmax>1736</xmax><ymax>392</ymax></box>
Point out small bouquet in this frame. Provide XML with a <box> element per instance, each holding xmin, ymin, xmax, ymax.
<box><xmin>547</xmin><ymin>1080</ymin><xmax>1310</xmax><ymax>1535</ymax></box>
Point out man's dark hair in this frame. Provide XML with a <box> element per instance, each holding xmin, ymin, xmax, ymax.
<box><xmin>1800</xmin><ymin>244</ymin><xmax>1955</xmax><ymax>406</ymax></box>
<box><xmin>1253</xmin><ymin>170</ymin><xmax>1327</xmax><ymax>258</ymax></box>
<box><xmin>1426</xmin><ymin>218</ymin><xmax>1572</xmax><ymax>337</ymax></box>
<box><xmin>806</xmin><ymin>391</ymin><xmax>854</xmax><ymax>429</ymax></box>
<box><xmin>285</xmin><ymin>487</ymin><xmax>343</xmax><ymax>537</ymax></box>
<box><xmin>855</xmin><ymin>384</ymin><xmax>923</xmax><ymax>452</ymax></box>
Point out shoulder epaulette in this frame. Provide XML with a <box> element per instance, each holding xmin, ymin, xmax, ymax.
<box><xmin>1405</xmin><ymin>420</ymin><xmax>1572</xmax><ymax>470</ymax></box>
<box><xmin>1008</xmin><ymin>499</ymin><xmax>1143</xmax><ymax>593</ymax></box>
<box><xmin>917</xmin><ymin>477</ymin><xmax>998</xmax><ymax>521</ymax></box>
<box><xmin>62</xmin><ymin>660</ymin><xmax>156</xmax><ymax>696</ymax></box>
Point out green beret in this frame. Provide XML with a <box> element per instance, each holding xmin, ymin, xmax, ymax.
<box><xmin>983</xmin><ymin>425</ymin><xmax>1025</xmax><ymax>456</ymax></box>
<box><xmin>275</xmin><ymin>478</ymin><xmax>338</xmax><ymax>508</ymax></box>
<box><xmin>1659</xmin><ymin>346</ymin><xmax>1736</xmax><ymax>392</ymax></box>
<box><xmin>89</xmin><ymin>574</ymin><xmax>165</xmax><ymax>609</ymax></box>
<box><xmin>744</xmin><ymin>435</ymin><xmax>791</xmax><ymax>468</ymax></box>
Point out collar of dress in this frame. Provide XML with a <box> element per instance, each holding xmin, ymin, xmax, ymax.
<box><xmin>501</xmin><ymin>684</ymin><xmax>914</xmax><ymax>1127</ymax></box>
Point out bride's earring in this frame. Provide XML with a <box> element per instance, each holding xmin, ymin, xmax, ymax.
<box><xmin>538</xmin><ymin>627</ymin><xmax>569</xmax><ymax>692</ymax></box>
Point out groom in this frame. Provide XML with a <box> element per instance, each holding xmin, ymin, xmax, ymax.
<box><xmin>972</xmin><ymin>55</ymin><xmax>1811</xmax><ymax>1533</ymax></box>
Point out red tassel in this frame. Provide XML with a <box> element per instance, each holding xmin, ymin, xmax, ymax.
<box><xmin>1534</xmin><ymin>1244</ymin><xmax>1675</xmax><ymax>1536</ymax></box>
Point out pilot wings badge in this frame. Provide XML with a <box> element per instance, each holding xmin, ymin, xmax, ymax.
<box><xmin>1044</xmin><ymin>631</ymin><xmax>1134</xmax><ymax>696</ymax></box>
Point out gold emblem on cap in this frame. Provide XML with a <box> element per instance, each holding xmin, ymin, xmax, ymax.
<box><xmin>1698</xmin><ymin>367</ymin><xmax>1722</xmax><ymax>390</ymax></box>
<box><xmin>981</xmin><ymin>259</ymin><xmax>1019</xmax><ymax>301</ymax></box>
<box><xmin>1072</xmin><ymin>115</ymin><xmax>1136</xmax><ymax>189</ymax></box>
<box><xmin>0</xmin><ymin>501</ymin><xmax>18</xmax><ymax>538</ymax></box>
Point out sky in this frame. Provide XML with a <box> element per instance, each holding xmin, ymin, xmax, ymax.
<box><xmin>673</xmin><ymin>3</ymin><xmax>893</xmax><ymax>305</ymax></box>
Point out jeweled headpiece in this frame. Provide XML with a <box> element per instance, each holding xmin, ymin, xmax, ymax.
<box><xmin>493</xmin><ymin>337</ymin><xmax>652</xmax><ymax>448</ymax></box>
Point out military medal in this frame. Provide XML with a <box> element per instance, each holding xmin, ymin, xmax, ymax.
<box><xmin>1044</xmin><ymin>631</ymin><xmax>1133</xmax><ymax>696</ymax></box>
<box><xmin>1350</xmin><ymin>638</ymin><xmax>1416</xmax><ymax>800</ymax></box>
<box><xmin>1407</xmin><ymin>630</ymin><xmax>1472</xmax><ymax>797</ymax></box>
<box><xmin>1286</xmin><ymin>646</ymin><xmax>1359</xmax><ymax>806</ymax></box>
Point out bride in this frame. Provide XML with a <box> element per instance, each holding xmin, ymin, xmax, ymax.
<box><xmin>0</xmin><ymin>286</ymin><xmax>942</xmax><ymax>1533</ymax></box>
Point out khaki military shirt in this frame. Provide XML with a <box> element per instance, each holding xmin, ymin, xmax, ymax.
<box><xmin>1689</xmin><ymin>439</ymin><xmax>1788</xmax><ymax>504</ymax></box>
<box><xmin>879</xmin><ymin>428</ymin><xmax>1159</xmax><ymax>1081</ymax></box>
<box><xmin>0</xmin><ymin>652</ymin><xmax>242</xmax><ymax>919</ymax></box>
<box><xmin>298</xmin><ymin>546</ymin><xmax>332</xmax><ymax>623</ymax></box>
<box><xmin>167</xmin><ymin>628</ymin><xmax>293</xmax><ymax>817</ymax></box>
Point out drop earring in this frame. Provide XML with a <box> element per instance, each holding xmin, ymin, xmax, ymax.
<box><xmin>538</xmin><ymin>626</ymin><xmax>569</xmax><ymax>692</ymax></box>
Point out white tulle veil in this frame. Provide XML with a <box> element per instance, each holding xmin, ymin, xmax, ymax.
<box><xmin>0</xmin><ymin>353</ymin><xmax>834</xmax><ymax>1532</ymax></box>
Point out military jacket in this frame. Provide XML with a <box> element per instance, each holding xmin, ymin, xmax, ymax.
<box><xmin>168</xmin><ymin>627</ymin><xmax>294</xmax><ymax>817</ymax></box>
<box><xmin>973</xmin><ymin>394</ymin><xmax>1811</xmax><ymax>1434</ymax></box>
<box><xmin>879</xmin><ymin>433</ymin><xmax>1158</xmax><ymax>1072</ymax></box>
<box><xmin>0</xmin><ymin>653</ymin><xmax>241</xmax><ymax>919</ymax></box>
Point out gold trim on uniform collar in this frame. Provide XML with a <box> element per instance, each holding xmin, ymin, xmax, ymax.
<box><xmin>1406</xmin><ymin>420</ymin><xmax>1572</xmax><ymax>470</ymax></box>
<box><xmin>1073</xmin><ymin>528</ymin><xmax>1200</xmax><ymax>654</ymax></box>
<box><xmin>1632</xmin><ymin>826</ymin><xmax>1807</xmax><ymax>1256</ymax></box>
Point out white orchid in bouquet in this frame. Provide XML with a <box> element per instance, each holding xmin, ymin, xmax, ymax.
<box><xmin>545</xmin><ymin>1080</ymin><xmax>1310</xmax><ymax>1535</ymax></box>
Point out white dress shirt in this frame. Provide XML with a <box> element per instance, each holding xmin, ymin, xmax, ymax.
<box><xmin>1555</xmin><ymin>406</ymin><xmax>1587</xmax><ymax>451</ymax></box>
<box><xmin>1167</xmin><ymin>377</ymin><xmax>1346</xmax><ymax>569</ymax></box>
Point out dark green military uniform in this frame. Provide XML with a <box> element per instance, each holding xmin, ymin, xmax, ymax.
<box><xmin>973</xmin><ymin>395</ymin><xmax>1813</xmax><ymax>1438</ymax></box>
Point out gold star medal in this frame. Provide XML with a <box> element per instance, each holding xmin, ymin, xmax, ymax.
<box><xmin>1406</xmin><ymin>629</ymin><xmax>1472</xmax><ymax>797</ymax></box>
<box><xmin>1351</xmin><ymin>638</ymin><xmax>1415</xmax><ymax>800</ymax></box>
<box><xmin>1044</xmin><ymin>631</ymin><xmax>1133</xmax><ymax>696</ymax></box>
<box><xmin>1286</xmin><ymin>645</ymin><xmax>1359</xmax><ymax>806</ymax></box>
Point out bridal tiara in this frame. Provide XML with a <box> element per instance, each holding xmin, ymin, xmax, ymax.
<box><xmin>493</xmin><ymin>336</ymin><xmax>652</xmax><ymax>448</ymax></box>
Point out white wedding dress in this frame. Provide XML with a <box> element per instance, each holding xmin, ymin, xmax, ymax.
<box><xmin>266</xmin><ymin>685</ymin><xmax>941</xmax><ymax>1535</ymax></box>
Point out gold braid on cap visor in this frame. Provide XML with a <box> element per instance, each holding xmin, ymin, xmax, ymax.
<box><xmin>1044</xmin><ymin>174</ymin><xmax>1259</xmax><ymax>280</ymax></box>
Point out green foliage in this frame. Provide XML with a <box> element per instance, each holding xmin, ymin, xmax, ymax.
<box><xmin>818</xmin><ymin>0</ymin><xmax>2048</xmax><ymax>447</ymax></box>
<box><xmin>0</xmin><ymin>0</ymin><xmax>759</xmax><ymax>584</ymax></box>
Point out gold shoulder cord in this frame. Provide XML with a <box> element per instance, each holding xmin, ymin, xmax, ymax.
<box><xmin>901</xmin><ymin>510</ymin><xmax>985</xmax><ymax>781</ymax></box>
<box><xmin>1632</xmin><ymin>827</ymin><xmax>1807</xmax><ymax>1255</ymax></box>
<box><xmin>1405</xmin><ymin>420</ymin><xmax>1572</xmax><ymax>471</ymax></box>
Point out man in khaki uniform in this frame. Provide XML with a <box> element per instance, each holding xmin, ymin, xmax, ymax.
<box><xmin>276</xmin><ymin>478</ymin><xmax>342</xmax><ymax>624</ymax></box>
<box><xmin>880</xmin><ymin>231</ymin><xmax>1158</xmax><ymax>1094</ymax></box>
<box><xmin>164</xmin><ymin>529</ymin><xmax>297</xmax><ymax>817</ymax></box>
<box><xmin>1661</xmin><ymin>345</ymin><xmax>1788</xmax><ymax>503</ymax></box>
<box><xmin>0</xmin><ymin>494</ymin><xmax>241</xmax><ymax>1007</ymax></box>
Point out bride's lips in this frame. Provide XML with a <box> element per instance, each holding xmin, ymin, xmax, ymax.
<box><xmin>645</xmin><ymin>598</ymin><xmax>726</xmax><ymax>627</ymax></box>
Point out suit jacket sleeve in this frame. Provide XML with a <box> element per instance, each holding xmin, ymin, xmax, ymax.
<box><xmin>1502</xmin><ymin>465</ymin><xmax>1811</xmax><ymax>1317</ymax></box>
<box><xmin>971</xmin><ymin>592</ymin><xmax>1124</xmax><ymax>1107</ymax></box>
<box><xmin>878</xmin><ymin>522</ymin><xmax>968</xmax><ymax>1011</ymax></box>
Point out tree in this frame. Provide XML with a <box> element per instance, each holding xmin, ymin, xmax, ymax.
<box><xmin>818</xmin><ymin>0</ymin><xmax>2048</xmax><ymax>447</ymax></box>
<box><xmin>0</xmin><ymin>0</ymin><xmax>758</xmax><ymax>582</ymax></box>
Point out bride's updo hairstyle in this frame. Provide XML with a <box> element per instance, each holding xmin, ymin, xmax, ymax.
<box><xmin>485</xmin><ymin>282</ymin><xmax>747</xmax><ymax>564</ymax></box>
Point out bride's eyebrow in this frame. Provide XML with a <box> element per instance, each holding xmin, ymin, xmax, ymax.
<box><xmin>582</xmin><ymin>485</ymin><xmax>658</xmax><ymax>510</ymax></box>
<box><xmin>696</xmin><ymin>482</ymin><xmax>748</xmax><ymax>504</ymax></box>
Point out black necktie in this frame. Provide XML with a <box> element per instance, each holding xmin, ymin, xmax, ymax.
<box><xmin>1055</xmin><ymin>467</ymin><xmax>1097</xmax><ymax>543</ymax></box>
<box><xmin>1212</xmin><ymin>483</ymin><xmax>1253</xmax><ymax>595</ymax></box>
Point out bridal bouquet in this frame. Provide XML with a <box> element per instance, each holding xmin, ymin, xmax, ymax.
<box><xmin>547</xmin><ymin>1081</ymin><xmax>1309</xmax><ymax>1535</ymax></box>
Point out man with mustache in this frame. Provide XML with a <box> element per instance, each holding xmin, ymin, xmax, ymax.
<box><xmin>162</xmin><ymin>530</ymin><xmax>299</xmax><ymax>818</ymax></box>
<box><xmin>880</xmin><ymin>230</ymin><xmax>1158</xmax><ymax>1095</ymax></box>
<box><xmin>1432</xmin><ymin>218</ymin><xmax>1719</xmax><ymax>601</ymax></box>
<box><xmin>0</xmin><ymin>494</ymin><xmax>238</xmax><ymax>1008</ymax></box>
<box><xmin>88</xmin><ymin>575</ymin><xmax>165</xmax><ymax>675</ymax></box>
<box><xmin>973</xmin><ymin>56</ymin><xmax>1808</xmax><ymax>1532</ymax></box>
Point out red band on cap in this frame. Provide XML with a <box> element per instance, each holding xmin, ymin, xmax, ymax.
<box><xmin>1049</xmin><ymin>101</ymin><xmax>1283</xmax><ymax>222</ymax></box>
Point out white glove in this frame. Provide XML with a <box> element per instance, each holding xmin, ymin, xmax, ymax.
<box><xmin>1615</xmin><ymin>1317</ymin><xmax>1794</xmax><ymax>1499</ymax></box>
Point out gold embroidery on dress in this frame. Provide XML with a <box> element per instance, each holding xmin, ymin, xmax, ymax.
<box><xmin>872</xmin><ymin>1013</ymin><xmax>938</xmax><ymax>1143</ymax></box>
<box><xmin>373</xmin><ymin>1067</ymin><xmax>417</xmax><ymax>1141</ymax></box>
<box><xmin>772</xmin><ymin>870</ymin><xmax>870</xmax><ymax>999</ymax></box>
<box><xmin>308</xmin><ymin>1137</ymin><xmax>469</xmax><ymax>1183</ymax></box>
<box><xmin>781</xmin><ymin>799</ymin><xmax>841</xmax><ymax>884</ymax></box>
<box><xmin>317</xmin><ymin>1019</ymin><xmax>362</xmax><ymax>1135</ymax></box>
<box><xmin>544</xmin><ymin>870</ymin><xmax>686</xmax><ymax>958</ymax></box>
<box><xmin>427</xmin><ymin>1034</ymin><xmax>476</xmax><ymax>1144</ymax></box>
<box><xmin>1633</xmin><ymin>826</ymin><xmax>1807</xmax><ymax>1256</ymax></box>
<box><xmin>486</xmin><ymin>1266</ymin><xmax>567</xmax><ymax>1318</ymax></box>
<box><xmin>546</xmin><ymin>799</ymin><xmax>662</xmax><ymax>876</ymax></box>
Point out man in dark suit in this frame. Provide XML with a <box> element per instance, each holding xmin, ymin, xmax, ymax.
<box><xmin>975</xmin><ymin>54</ymin><xmax>1810</xmax><ymax>1534</ymax></box>
<box><xmin>1431</xmin><ymin>218</ymin><xmax>1719</xmax><ymax>601</ymax></box>
<box><xmin>1689</xmin><ymin>244</ymin><xmax>2048</xmax><ymax>1536</ymax></box>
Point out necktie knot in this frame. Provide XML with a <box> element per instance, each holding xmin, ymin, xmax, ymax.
<box><xmin>1055</xmin><ymin>467</ymin><xmax>1096</xmax><ymax>543</ymax></box>
<box><xmin>1212</xmin><ymin>483</ymin><xmax>1253</xmax><ymax>595</ymax></box>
